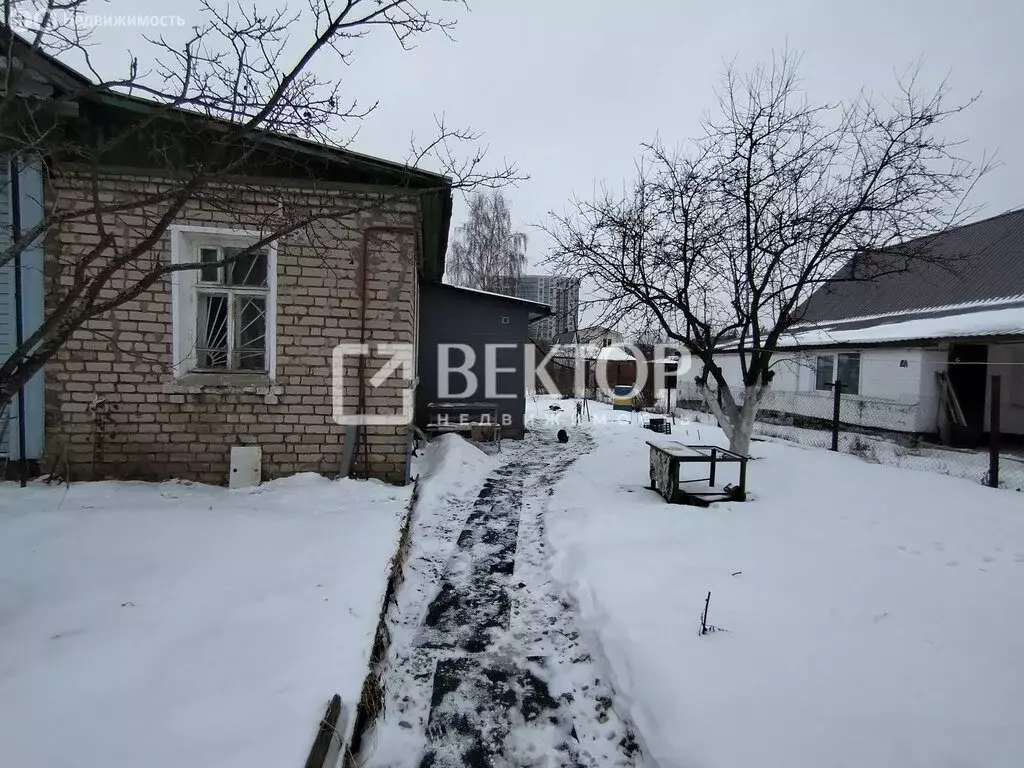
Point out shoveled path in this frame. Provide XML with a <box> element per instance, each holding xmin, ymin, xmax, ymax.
<box><xmin>367</xmin><ymin>424</ymin><xmax>644</xmax><ymax>768</ymax></box>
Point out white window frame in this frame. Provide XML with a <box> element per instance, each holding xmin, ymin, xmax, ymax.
<box><xmin>836</xmin><ymin>352</ymin><xmax>862</xmax><ymax>395</ymax></box>
<box><xmin>170</xmin><ymin>225</ymin><xmax>278</xmax><ymax>379</ymax></box>
<box><xmin>814</xmin><ymin>354</ymin><xmax>834</xmax><ymax>391</ymax></box>
<box><xmin>812</xmin><ymin>351</ymin><xmax>861</xmax><ymax>395</ymax></box>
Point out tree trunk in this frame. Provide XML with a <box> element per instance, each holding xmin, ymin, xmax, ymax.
<box><xmin>729</xmin><ymin>384</ymin><xmax>762</xmax><ymax>456</ymax></box>
<box><xmin>0</xmin><ymin>346</ymin><xmax>56</xmax><ymax>415</ymax></box>
<box><xmin>699</xmin><ymin>384</ymin><xmax>736</xmax><ymax>442</ymax></box>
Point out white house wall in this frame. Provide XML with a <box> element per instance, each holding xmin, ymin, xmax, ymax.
<box><xmin>986</xmin><ymin>342</ymin><xmax>1024</xmax><ymax>435</ymax></box>
<box><xmin>709</xmin><ymin>342</ymin><xmax>1024</xmax><ymax>437</ymax></box>
<box><xmin>715</xmin><ymin>352</ymin><xmax>744</xmax><ymax>387</ymax></box>
<box><xmin>768</xmin><ymin>355</ymin><xmax>803</xmax><ymax>390</ymax></box>
<box><xmin>856</xmin><ymin>347</ymin><xmax>934</xmax><ymax>432</ymax></box>
<box><xmin>711</xmin><ymin>348</ymin><xmax>934</xmax><ymax>433</ymax></box>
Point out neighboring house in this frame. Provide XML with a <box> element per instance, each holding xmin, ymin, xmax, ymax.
<box><xmin>547</xmin><ymin>343</ymin><xmax>634</xmax><ymax>362</ymax></box>
<box><xmin>511</xmin><ymin>274</ymin><xmax>579</xmax><ymax>341</ymax></box>
<box><xmin>715</xmin><ymin>209</ymin><xmax>1024</xmax><ymax>442</ymax></box>
<box><xmin>535</xmin><ymin>338</ymin><xmax>636</xmax><ymax>398</ymax></box>
<box><xmin>0</xmin><ymin>33</ymin><xmax>453</xmax><ymax>483</ymax></box>
<box><xmin>541</xmin><ymin>327</ymin><xmax>632</xmax><ymax>396</ymax></box>
<box><xmin>416</xmin><ymin>283</ymin><xmax>552</xmax><ymax>437</ymax></box>
<box><xmin>552</xmin><ymin>325</ymin><xmax>623</xmax><ymax>348</ymax></box>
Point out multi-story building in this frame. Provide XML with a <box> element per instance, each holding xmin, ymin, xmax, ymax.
<box><xmin>509</xmin><ymin>275</ymin><xmax>580</xmax><ymax>341</ymax></box>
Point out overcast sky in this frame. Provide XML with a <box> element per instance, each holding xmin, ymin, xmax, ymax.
<box><xmin>68</xmin><ymin>0</ymin><xmax>1024</xmax><ymax>271</ymax></box>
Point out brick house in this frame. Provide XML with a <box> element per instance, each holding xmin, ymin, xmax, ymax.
<box><xmin>1</xmin><ymin>33</ymin><xmax>452</xmax><ymax>484</ymax></box>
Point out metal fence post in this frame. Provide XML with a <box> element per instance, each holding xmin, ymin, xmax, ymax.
<box><xmin>989</xmin><ymin>375</ymin><xmax>1001</xmax><ymax>488</ymax></box>
<box><xmin>831</xmin><ymin>381</ymin><xmax>843</xmax><ymax>451</ymax></box>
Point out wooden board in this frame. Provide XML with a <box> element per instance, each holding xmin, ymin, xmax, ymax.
<box><xmin>645</xmin><ymin>440</ymin><xmax>702</xmax><ymax>458</ymax></box>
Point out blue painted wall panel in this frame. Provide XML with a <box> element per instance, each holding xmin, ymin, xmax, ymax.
<box><xmin>0</xmin><ymin>156</ymin><xmax>46</xmax><ymax>460</ymax></box>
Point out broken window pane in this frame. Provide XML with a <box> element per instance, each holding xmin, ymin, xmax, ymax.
<box><xmin>197</xmin><ymin>293</ymin><xmax>229</xmax><ymax>368</ymax></box>
<box><xmin>191</xmin><ymin>241</ymin><xmax>271</xmax><ymax>374</ymax></box>
<box><xmin>235</xmin><ymin>296</ymin><xmax>267</xmax><ymax>371</ymax></box>
<box><xmin>225</xmin><ymin>247</ymin><xmax>268</xmax><ymax>287</ymax></box>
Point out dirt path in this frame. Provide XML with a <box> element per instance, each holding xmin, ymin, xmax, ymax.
<box><xmin>363</xmin><ymin>424</ymin><xmax>644</xmax><ymax>768</ymax></box>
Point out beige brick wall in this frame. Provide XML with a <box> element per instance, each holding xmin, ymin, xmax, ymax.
<box><xmin>44</xmin><ymin>169</ymin><xmax>420</xmax><ymax>484</ymax></box>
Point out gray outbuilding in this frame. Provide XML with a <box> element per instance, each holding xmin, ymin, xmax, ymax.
<box><xmin>417</xmin><ymin>283</ymin><xmax>552</xmax><ymax>438</ymax></box>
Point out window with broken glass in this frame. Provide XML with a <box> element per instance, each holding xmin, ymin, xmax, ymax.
<box><xmin>195</xmin><ymin>246</ymin><xmax>269</xmax><ymax>372</ymax></box>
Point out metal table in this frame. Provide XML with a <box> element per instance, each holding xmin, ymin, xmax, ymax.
<box><xmin>646</xmin><ymin>440</ymin><xmax>748</xmax><ymax>504</ymax></box>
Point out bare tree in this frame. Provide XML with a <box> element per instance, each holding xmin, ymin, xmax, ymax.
<box><xmin>546</xmin><ymin>54</ymin><xmax>987</xmax><ymax>454</ymax></box>
<box><xmin>445</xmin><ymin>189</ymin><xmax>528</xmax><ymax>293</ymax></box>
<box><xmin>0</xmin><ymin>0</ymin><xmax>523</xmax><ymax>414</ymax></box>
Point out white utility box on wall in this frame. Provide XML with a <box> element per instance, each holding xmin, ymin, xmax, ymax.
<box><xmin>229</xmin><ymin>446</ymin><xmax>262</xmax><ymax>489</ymax></box>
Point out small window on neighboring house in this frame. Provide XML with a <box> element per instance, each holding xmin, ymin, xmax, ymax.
<box><xmin>814</xmin><ymin>353</ymin><xmax>861</xmax><ymax>393</ymax></box>
<box><xmin>837</xmin><ymin>353</ymin><xmax>861</xmax><ymax>395</ymax></box>
<box><xmin>171</xmin><ymin>227</ymin><xmax>277</xmax><ymax>378</ymax></box>
<box><xmin>815</xmin><ymin>355</ymin><xmax>834</xmax><ymax>391</ymax></box>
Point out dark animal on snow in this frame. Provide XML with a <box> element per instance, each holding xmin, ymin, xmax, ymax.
<box><xmin>557</xmin><ymin>429</ymin><xmax>569</xmax><ymax>443</ymax></box>
<box><xmin>548</xmin><ymin>404</ymin><xmax>562</xmax><ymax>412</ymax></box>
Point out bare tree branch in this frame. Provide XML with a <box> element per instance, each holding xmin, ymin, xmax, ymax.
<box><xmin>446</xmin><ymin>189</ymin><xmax>528</xmax><ymax>293</ymax></box>
<box><xmin>544</xmin><ymin>51</ymin><xmax>989</xmax><ymax>454</ymax></box>
<box><xmin>0</xmin><ymin>0</ymin><xmax>527</xmax><ymax>410</ymax></box>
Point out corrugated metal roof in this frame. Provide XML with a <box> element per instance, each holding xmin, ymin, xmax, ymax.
<box><xmin>783</xmin><ymin>302</ymin><xmax>1024</xmax><ymax>347</ymax></box>
<box><xmin>801</xmin><ymin>208</ymin><xmax>1024</xmax><ymax>323</ymax></box>
<box><xmin>718</xmin><ymin>299</ymin><xmax>1024</xmax><ymax>350</ymax></box>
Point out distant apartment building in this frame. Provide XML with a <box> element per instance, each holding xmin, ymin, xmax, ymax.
<box><xmin>509</xmin><ymin>274</ymin><xmax>580</xmax><ymax>341</ymax></box>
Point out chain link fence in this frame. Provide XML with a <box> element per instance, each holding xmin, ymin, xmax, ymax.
<box><xmin>664</xmin><ymin>382</ymin><xmax>1024</xmax><ymax>493</ymax></box>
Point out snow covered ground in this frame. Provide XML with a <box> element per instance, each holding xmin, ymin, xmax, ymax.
<box><xmin>366</xmin><ymin>430</ymin><xmax>641</xmax><ymax>767</ymax></box>
<box><xmin>752</xmin><ymin>417</ymin><xmax>1024</xmax><ymax>491</ymax></box>
<box><xmin>538</xmin><ymin>397</ymin><xmax>1024</xmax><ymax>768</ymax></box>
<box><xmin>0</xmin><ymin>474</ymin><xmax>409</xmax><ymax>768</ymax></box>
<box><xmin>649</xmin><ymin>387</ymin><xmax>1024</xmax><ymax>492</ymax></box>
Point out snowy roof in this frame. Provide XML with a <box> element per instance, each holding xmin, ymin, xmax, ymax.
<box><xmin>434</xmin><ymin>282</ymin><xmax>553</xmax><ymax>315</ymax></box>
<box><xmin>597</xmin><ymin>345</ymin><xmax>635</xmax><ymax>361</ymax></box>
<box><xmin>721</xmin><ymin>301</ymin><xmax>1024</xmax><ymax>349</ymax></box>
<box><xmin>786</xmin><ymin>306</ymin><xmax>1024</xmax><ymax>346</ymax></box>
<box><xmin>549</xmin><ymin>344</ymin><xmax>636</xmax><ymax>361</ymax></box>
